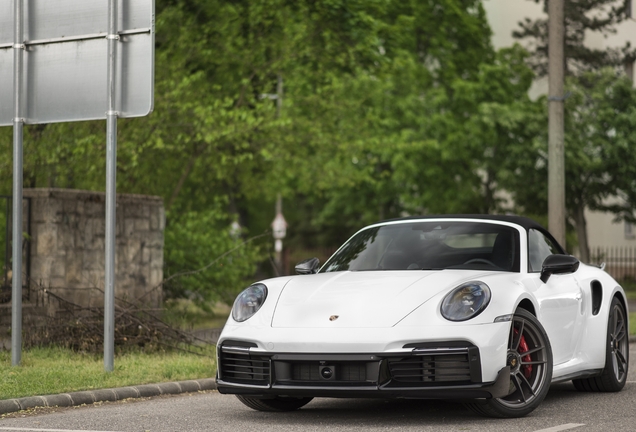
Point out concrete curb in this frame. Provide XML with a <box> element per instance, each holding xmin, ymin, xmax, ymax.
<box><xmin>0</xmin><ymin>378</ymin><xmax>217</xmax><ymax>415</ymax></box>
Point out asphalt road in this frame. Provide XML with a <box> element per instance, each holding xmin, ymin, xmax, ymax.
<box><xmin>1</xmin><ymin>345</ymin><xmax>635</xmax><ymax>432</ymax></box>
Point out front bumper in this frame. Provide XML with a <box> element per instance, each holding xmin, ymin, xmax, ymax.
<box><xmin>216</xmin><ymin>342</ymin><xmax>511</xmax><ymax>400</ymax></box>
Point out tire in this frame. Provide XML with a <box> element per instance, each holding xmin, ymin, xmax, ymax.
<box><xmin>466</xmin><ymin>308</ymin><xmax>553</xmax><ymax>418</ymax></box>
<box><xmin>573</xmin><ymin>296</ymin><xmax>629</xmax><ymax>392</ymax></box>
<box><xmin>235</xmin><ymin>395</ymin><xmax>313</xmax><ymax>412</ymax></box>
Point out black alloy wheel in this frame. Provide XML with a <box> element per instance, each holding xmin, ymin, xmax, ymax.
<box><xmin>467</xmin><ymin>308</ymin><xmax>553</xmax><ymax>418</ymax></box>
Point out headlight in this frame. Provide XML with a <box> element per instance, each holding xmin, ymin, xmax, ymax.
<box><xmin>440</xmin><ymin>281</ymin><xmax>491</xmax><ymax>322</ymax></box>
<box><xmin>232</xmin><ymin>283</ymin><xmax>268</xmax><ymax>322</ymax></box>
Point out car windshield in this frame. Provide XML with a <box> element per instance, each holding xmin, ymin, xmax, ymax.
<box><xmin>320</xmin><ymin>221</ymin><xmax>520</xmax><ymax>273</ymax></box>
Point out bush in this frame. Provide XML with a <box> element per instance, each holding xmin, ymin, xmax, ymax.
<box><xmin>163</xmin><ymin>208</ymin><xmax>266</xmax><ymax>306</ymax></box>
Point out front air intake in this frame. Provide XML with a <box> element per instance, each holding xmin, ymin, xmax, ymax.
<box><xmin>388</xmin><ymin>353</ymin><xmax>472</xmax><ymax>383</ymax></box>
<box><xmin>219</xmin><ymin>345</ymin><xmax>270</xmax><ymax>385</ymax></box>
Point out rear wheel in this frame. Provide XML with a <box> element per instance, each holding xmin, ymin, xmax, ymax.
<box><xmin>235</xmin><ymin>395</ymin><xmax>313</xmax><ymax>412</ymax></box>
<box><xmin>573</xmin><ymin>296</ymin><xmax>628</xmax><ymax>392</ymax></box>
<box><xmin>466</xmin><ymin>308</ymin><xmax>553</xmax><ymax>418</ymax></box>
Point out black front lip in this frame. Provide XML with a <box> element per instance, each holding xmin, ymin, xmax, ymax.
<box><xmin>216</xmin><ymin>366</ymin><xmax>511</xmax><ymax>400</ymax></box>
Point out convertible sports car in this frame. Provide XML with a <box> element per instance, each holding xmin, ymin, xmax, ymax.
<box><xmin>216</xmin><ymin>215</ymin><xmax>629</xmax><ymax>418</ymax></box>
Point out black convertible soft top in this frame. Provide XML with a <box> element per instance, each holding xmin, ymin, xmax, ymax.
<box><xmin>380</xmin><ymin>214</ymin><xmax>548</xmax><ymax>232</ymax></box>
<box><xmin>379</xmin><ymin>214</ymin><xmax>565</xmax><ymax>253</ymax></box>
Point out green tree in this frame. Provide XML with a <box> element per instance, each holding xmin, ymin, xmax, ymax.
<box><xmin>0</xmin><ymin>1</ymin><xmax>547</xmax><ymax>300</ymax></box>
<box><xmin>394</xmin><ymin>45</ymin><xmax>542</xmax><ymax>216</ymax></box>
<box><xmin>506</xmin><ymin>69</ymin><xmax>636</xmax><ymax>262</ymax></box>
<box><xmin>268</xmin><ymin>0</ymin><xmax>499</xmax><ymax>245</ymax></box>
<box><xmin>514</xmin><ymin>0</ymin><xmax>635</xmax><ymax>76</ymax></box>
<box><xmin>511</xmin><ymin>0</ymin><xmax>636</xmax><ymax>260</ymax></box>
<box><xmin>162</xmin><ymin>206</ymin><xmax>264</xmax><ymax>304</ymax></box>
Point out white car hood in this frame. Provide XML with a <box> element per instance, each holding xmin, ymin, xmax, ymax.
<box><xmin>271</xmin><ymin>270</ymin><xmax>484</xmax><ymax>328</ymax></box>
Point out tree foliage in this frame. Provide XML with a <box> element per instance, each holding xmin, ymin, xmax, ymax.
<box><xmin>505</xmin><ymin>69</ymin><xmax>636</xmax><ymax>260</ymax></box>
<box><xmin>162</xmin><ymin>206</ymin><xmax>265</xmax><ymax>304</ymax></box>
<box><xmin>514</xmin><ymin>0</ymin><xmax>635</xmax><ymax>76</ymax></box>
<box><xmin>510</xmin><ymin>0</ymin><xmax>636</xmax><ymax>260</ymax></box>
<box><xmin>6</xmin><ymin>0</ymin><xmax>632</xmax><ymax>299</ymax></box>
<box><xmin>0</xmin><ymin>0</ymin><xmax>536</xmax><ymax>298</ymax></box>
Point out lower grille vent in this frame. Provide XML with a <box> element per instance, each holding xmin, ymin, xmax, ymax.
<box><xmin>389</xmin><ymin>354</ymin><xmax>471</xmax><ymax>383</ymax></box>
<box><xmin>220</xmin><ymin>347</ymin><xmax>270</xmax><ymax>385</ymax></box>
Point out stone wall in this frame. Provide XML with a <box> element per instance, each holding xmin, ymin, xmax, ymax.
<box><xmin>23</xmin><ymin>188</ymin><xmax>165</xmax><ymax>308</ymax></box>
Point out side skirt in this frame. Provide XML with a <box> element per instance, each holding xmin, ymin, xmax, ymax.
<box><xmin>551</xmin><ymin>369</ymin><xmax>603</xmax><ymax>384</ymax></box>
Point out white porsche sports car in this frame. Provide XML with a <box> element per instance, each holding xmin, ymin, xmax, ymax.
<box><xmin>216</xmin><ymin>215</ymin><xmax>629</xmax><ymax>418</ymax></box>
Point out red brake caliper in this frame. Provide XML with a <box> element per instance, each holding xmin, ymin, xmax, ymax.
<box><xmin>514</xmin><ymin>328</ymin><xmax>533</xmax><ymax>379</ymax></box>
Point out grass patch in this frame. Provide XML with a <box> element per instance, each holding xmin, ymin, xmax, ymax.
<box><xmin>622</xmin><ymin>280</ymin><xmax>636</xmax><ymax>301</ymax></box>
<box><xmin>620</xmin><ymin>280</ymin><xmax>636</xmax><ymax>334</ymax></box>
<box><xmin>0</xmin><ymin>347</ymin><xmax>216</xmax><ymax>400</ymax></box>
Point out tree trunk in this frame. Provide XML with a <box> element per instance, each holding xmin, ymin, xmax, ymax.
<box><xmin>574</xmin><ymin>205</ymin><xmax>590</xmax><ymax>263</ymax></box>
<box><xmin>548</xmin><ymin>0</ymin><xmax>567</xmax><ymax>247</ymax></box>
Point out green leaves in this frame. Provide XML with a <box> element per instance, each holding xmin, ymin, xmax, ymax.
<box><xmin>0</xmin><ymin>1</ymin><xmax>561</xmax><ymax>300</ymax></box>
<box><xmin>163</xmin><ymin>206</ymin><xmax>265</xmax><ymax>304</ymax></box>
<box><xmin>513</xmin><ymin>0</ymin><xmax>635</xmax><ymax>76</ymax></box>
<box><xmin>500</xmin><ymin>68</ymin><xmax>636</xmax><ymax>257</ymax></box>
<box><xmin>564</xmin><ymin>70</ymin><xmax>636</xmax><ymax>220</ymax></box>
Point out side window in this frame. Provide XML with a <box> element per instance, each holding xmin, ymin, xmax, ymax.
<box><xmin>528</xmin><ymin>229</ymin><xmax>561</xmax><ymax>272</ymax></box>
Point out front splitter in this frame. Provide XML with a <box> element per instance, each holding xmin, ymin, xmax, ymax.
<box><xmin>217</xmin><ymin>366</ymin><xmax>511</xmax><ymax>400</ymax></box>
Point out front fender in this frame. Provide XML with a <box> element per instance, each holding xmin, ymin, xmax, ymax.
<box><xmin>397</xmin><ymin>273</ymin><xmax>539</xmax><ymax>328</ymax></box>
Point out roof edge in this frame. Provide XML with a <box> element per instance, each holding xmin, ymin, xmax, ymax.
<box><xmin>378</xmin><ymin>214</ymin><xmax>547</xmax><ymax>231</ymax></box>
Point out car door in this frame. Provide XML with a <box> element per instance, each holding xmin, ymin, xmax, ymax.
<box><xmin>527</xmin><ymin>229</ymin><xmax>583</xmax><ymax>365</ymax></box>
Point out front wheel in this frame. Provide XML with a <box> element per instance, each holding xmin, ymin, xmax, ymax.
<box><xmin>235</xmin><ymin>395</ymin><xmax>313</xmax><ymax>412</ymax></box>
<box><xmin>573</xmin><ymin>296</ymin><xmax>629</xmax><ymax>392</ymax></box>
<box><xmin>466</xmin><ymin>308</ymin><xmax>553</xmax><ymax>418</ymax></box>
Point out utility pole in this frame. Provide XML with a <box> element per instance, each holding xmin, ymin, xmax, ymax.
<box><xmin>548</xmin><ymin>0</ymin><xmax>566</xmax><ymax>248</ymax></box>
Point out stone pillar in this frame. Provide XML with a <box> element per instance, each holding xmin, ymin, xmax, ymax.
<box><xmin>23</xmin><ymin>188</ymin><xmax>165</xmax><ymax>309</ymax></box>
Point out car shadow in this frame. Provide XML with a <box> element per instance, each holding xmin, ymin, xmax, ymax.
<box><xmin>226</xmin><ymin>397</ymin><xmax>524</xmax><ymax>430</ymax></box>
<box><xmin>223</xmin><ymin>382</ymin><xmax>622</xmax><ymax>429</ymax></box>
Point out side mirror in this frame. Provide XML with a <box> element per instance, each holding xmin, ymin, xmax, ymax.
<box><xmin>540</xmin><ymin>254</ymin><xmax>580</xmax><ymax>283</ymax></box>
<box><xmin>295</xmin><ymin>257</ymin><xmax>320</xmax><ymax>275</ymax></box>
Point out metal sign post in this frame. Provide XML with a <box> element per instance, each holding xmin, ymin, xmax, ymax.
<box><xmin>1</xmin><ymin>0</ymin><xmax>154</xmax><ymax>371</ymax></box>
<box><xmin>104</xmin><ymin>0</ymin><xmax>118</xmax><ymax>373</ymax></box>
<box><xmin>11</xmin><ymin>0</ymin><xmax>24</xmax><ymax>367</ymax></box>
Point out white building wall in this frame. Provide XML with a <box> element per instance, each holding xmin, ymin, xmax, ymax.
<box><xmin>586</xmin><ymin>208</ymin><xmax>636</xmax><ymax>249</ymax></box>
<box><xmin>482</xmin><ymin>0</ymin><xmax>549</xmax><ymax>98</ymax></box>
